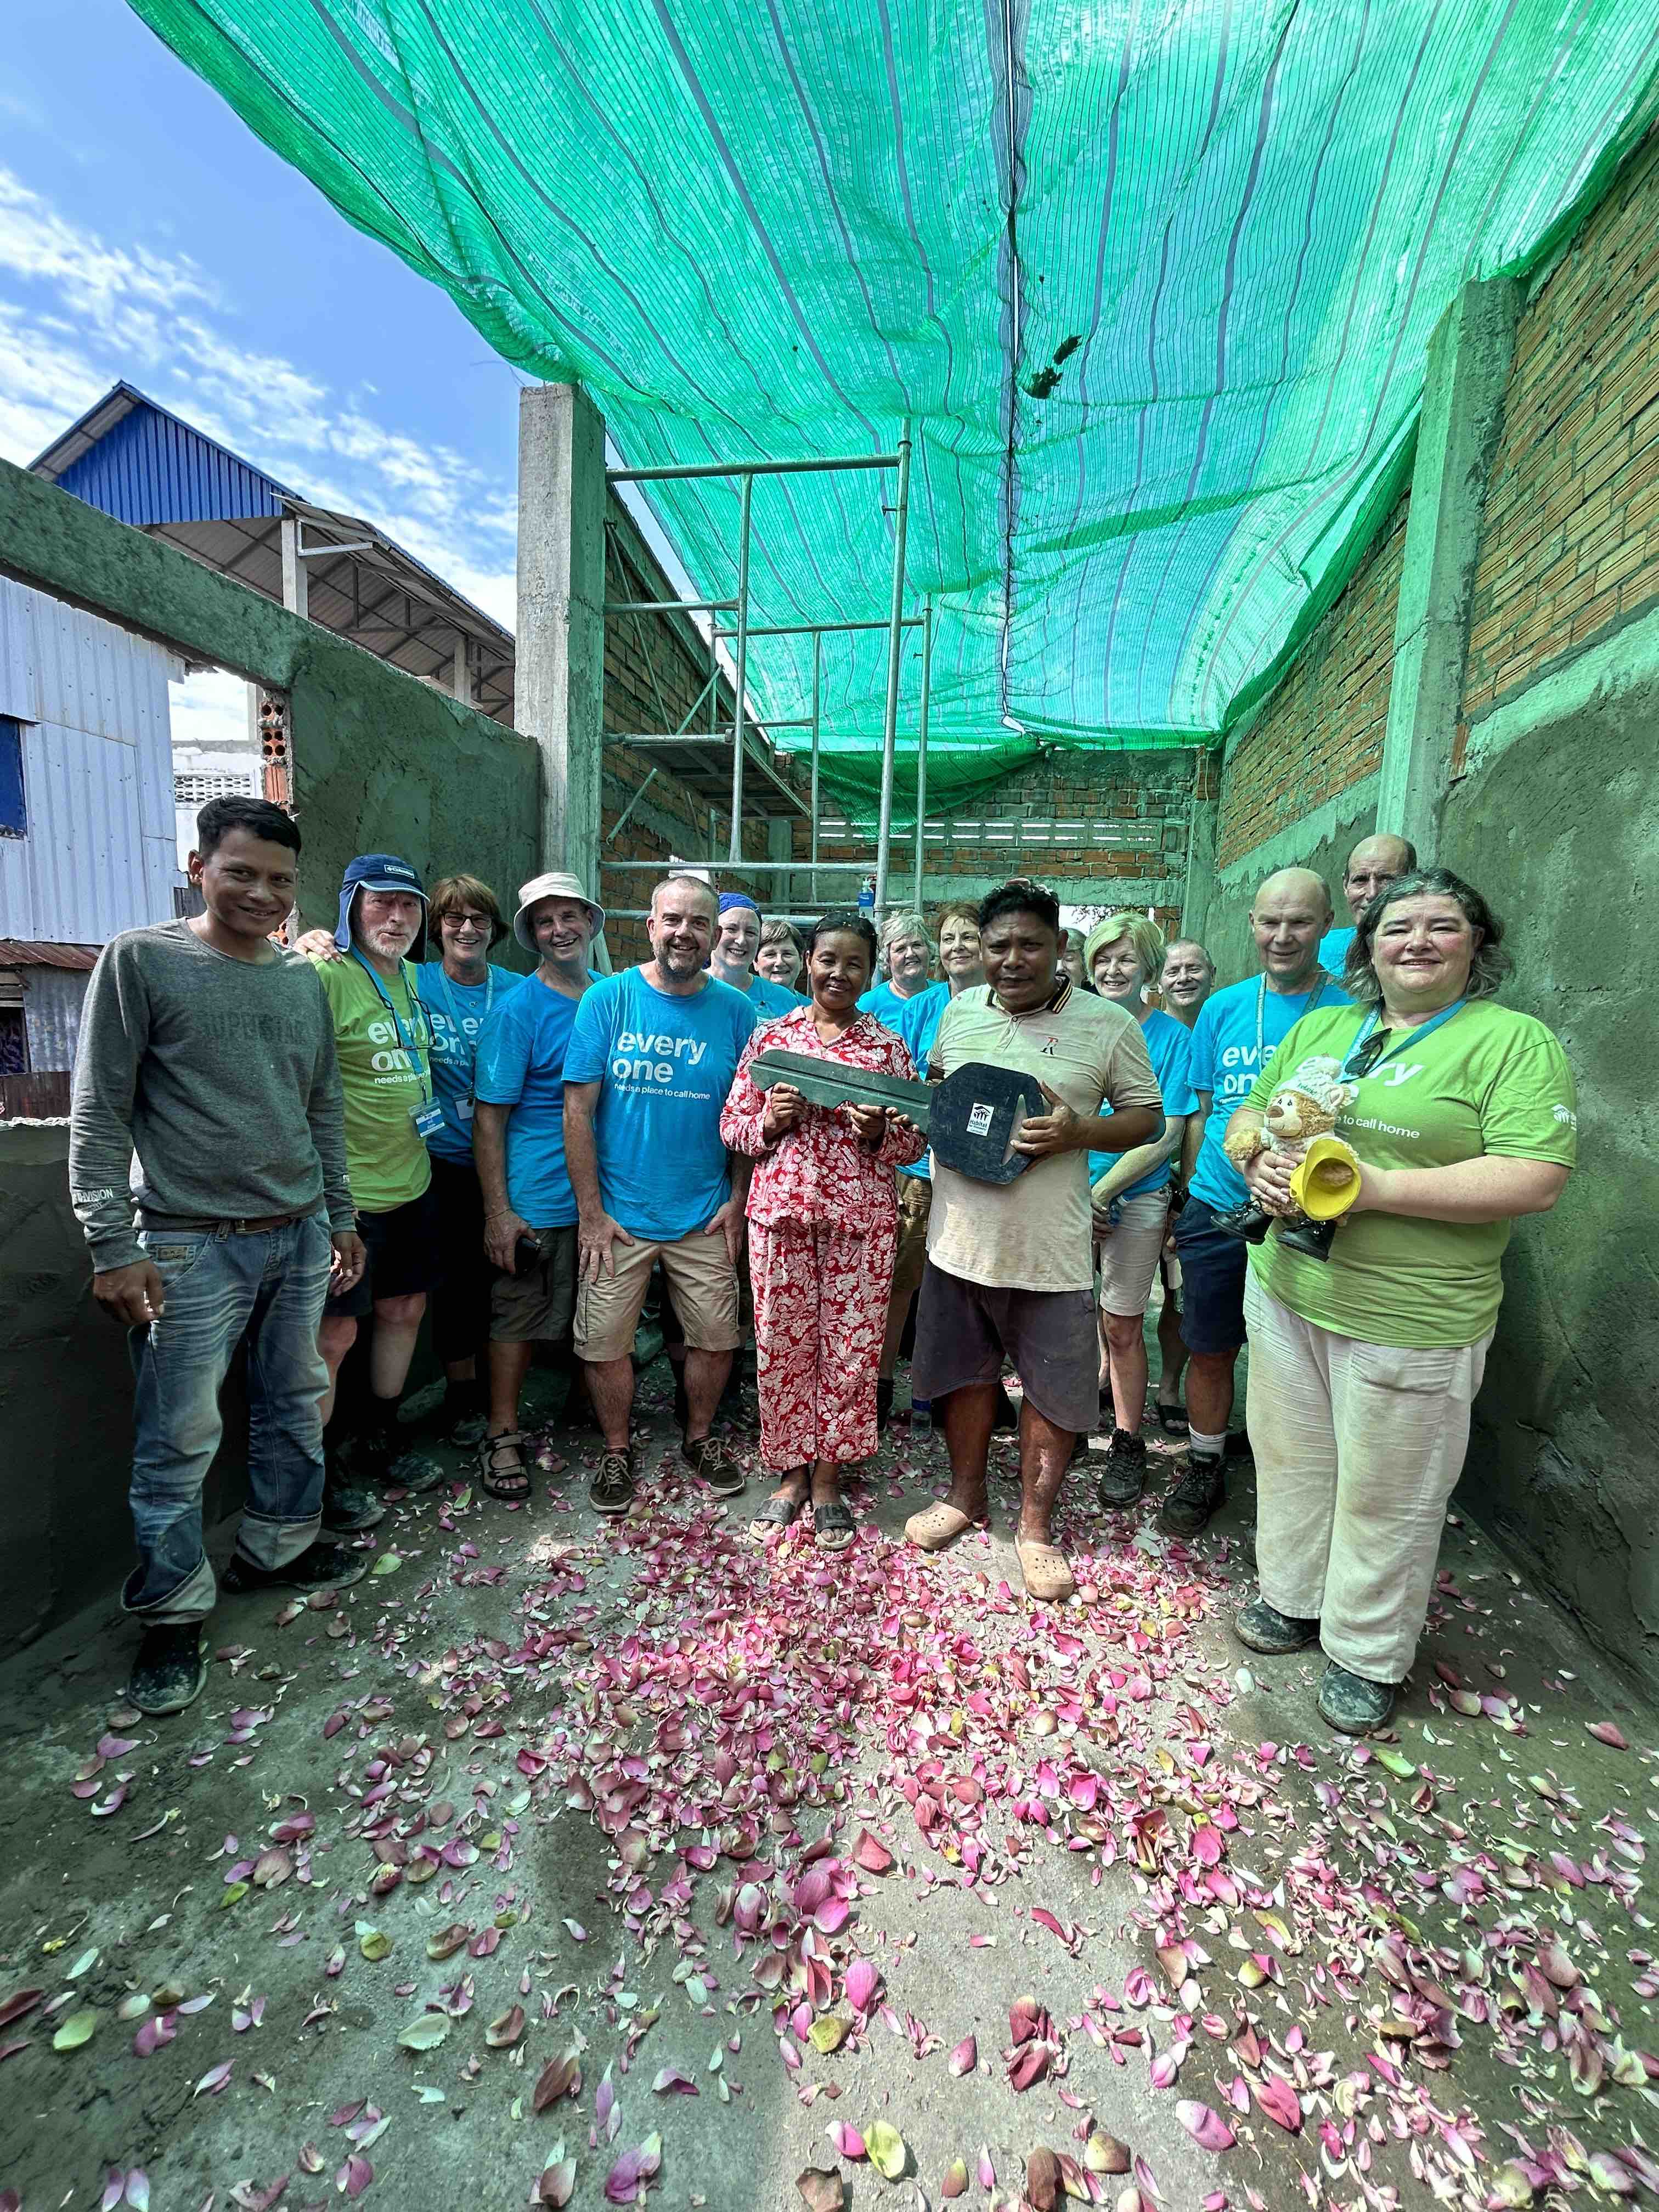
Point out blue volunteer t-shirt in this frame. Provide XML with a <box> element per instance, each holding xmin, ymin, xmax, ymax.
<box><xmin>858</xmin><ymin>978</ymin><xmax>936</xmax><ymax>1025</ymax></box>
<box><xmin>736</xmin><ymin>973</ymin><xmax>805</xmax><ymax>1019</ymax></box>
<box><xmin>890</xmin><ymin>981</ymin><xmax>950</xmax><ymax>1182</ymax></box>
<box><xmin>1318</xmin><ymin>924</ymin><xmax>1357</xmax><ymax>978</ymax></box>
<box><xmin>473</xmin><ymin>972</ymin><xmax>591</xmax><ymax>1227</ymax></box>
<box><xmin>1187</xmin><ymin>971</ymin><xmax>1353</xmax><ymax>1211</ymax></box>
<box><xmin>1088</xmin><ymin>1008</ymin><xmax>1199</xmax><ymax>1202</ymax></box>
<box><xmin>563</xmin><ymin>968</ymin><xmax>758</xmax><ymax>1242</ymax></box>
<box><xmin>414</xmin><ymin>961</ymin><xmax>526</xmax><ymax>1161</ymax></box>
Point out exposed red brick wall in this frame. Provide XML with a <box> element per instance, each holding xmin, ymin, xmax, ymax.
<box><xmin>1462</xmin><ymin>129</ymin><xmax>1659</xmax><ymax>760</ymax></box>
<box><xmin>1216</xmin><ymin>490</ymin><xmax>1409</xmax><ymax>868</ymax></box>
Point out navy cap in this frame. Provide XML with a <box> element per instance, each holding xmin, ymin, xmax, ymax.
<box><xmin>334</xmin><ymin>851</ymin><xmax>428</xmax><ymax>953</ymax></box>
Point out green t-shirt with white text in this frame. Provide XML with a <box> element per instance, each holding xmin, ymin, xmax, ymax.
<box><xmin>1245</xmin><ymin>1000</ymin><xmax>1577</xmax><ymax>1348</ymax></box>
<box><xmin>311</xmin><ymin>955</ymin><xmax>433</xmax><ymax>1215</ymax></box>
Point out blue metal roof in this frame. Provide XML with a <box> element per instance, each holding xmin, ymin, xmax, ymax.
<box><xmin>30</xmin><ymin>382</ymin><xmax>294</xmax><ymax>528</ymax></box>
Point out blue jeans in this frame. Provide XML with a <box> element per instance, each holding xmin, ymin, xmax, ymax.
<box><xmin>126</xmin><ymin>1215</ymin><xmax>333</xmax><ymax>1623</ymax></box>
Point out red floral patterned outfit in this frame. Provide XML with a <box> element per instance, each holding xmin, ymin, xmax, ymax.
<box><xmin>720</xmin><ymin>1005</ymin><xmax>927</xmax><ymax>1470</ymax></box>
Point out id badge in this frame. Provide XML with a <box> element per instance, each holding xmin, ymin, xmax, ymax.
<box><xmin>411</xmin><ymin>1097</ymin><xmax>446</xmax><ymax>1143</ymax></box>
<box><xmin>457</xmin><ymin>1096</ymin><xmax>475</xmax><ymax>1124</ymax></box>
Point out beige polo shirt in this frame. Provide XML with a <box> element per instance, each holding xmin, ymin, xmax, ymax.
<box><xmin>926</xmin><ymin>981</ymin><xmax>1161</xmax><ymax>1293</ymax></box>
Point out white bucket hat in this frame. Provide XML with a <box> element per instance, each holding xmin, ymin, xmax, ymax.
<box><xmin>513</xmin><ymin>871</ymin><xmax>606</xmax><ymax>954</ymax></box>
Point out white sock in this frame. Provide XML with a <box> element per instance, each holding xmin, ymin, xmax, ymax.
<box><xmin>1188</xmin><ymin>1426</ymin><xmax>1227</xmax><ymax>1459</ymax></box>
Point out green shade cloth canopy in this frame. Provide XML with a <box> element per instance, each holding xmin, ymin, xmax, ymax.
<box><xmin>129</xmin><ymin>0</ymin><xmax>1659</xmax><ymax>811</ymax></box>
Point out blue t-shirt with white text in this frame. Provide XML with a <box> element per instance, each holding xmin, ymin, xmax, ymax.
<box><xmin>563</xmin><ymin>968</ymin><xmax>758</xmax><ymax>1242</ymax></box>
<box><xmin>1187</xmin><ymin>972</ymin><xmax>1353</xmax><ymax>1211</ymax></box>
<box><xmin>1088</xmin><ymin>1008</ymin><xmax>1199</xmax><ymax>1203</ymax></box>
<box><xmin>473</xmin><ymin>972</ymin><xmax>590</xmax><ymax>1226</ymax></box>
<box><xmin>414</xmin><ymin>961</ymin><xmax>526</xmax><ymax>1161</ymax></box>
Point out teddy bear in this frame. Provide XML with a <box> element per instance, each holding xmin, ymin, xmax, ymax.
<box><xmin>1213</xmin><ymin>1054</ymin><xmax>1361</xmax><ymax>1262</ymax></box>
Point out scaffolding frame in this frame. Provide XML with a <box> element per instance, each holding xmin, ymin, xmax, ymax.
<box><xmin>601</xmin><ymin>428</ymin><xmax>933</xmax><ymax>912</ymax></box>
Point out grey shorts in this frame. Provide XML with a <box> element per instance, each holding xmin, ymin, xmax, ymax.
<box><xmin>490</xmin><ymin>1226</ymin><xmax>579</xmax><ymax>1343</ymax></box>
<box><xmin>910</xmin><ymin>1261</ymin><xmax>1099</xmax><ymax>1435</ymax></box>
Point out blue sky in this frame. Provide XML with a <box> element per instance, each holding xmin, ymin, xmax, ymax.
<box><xmin>4</xmin><ymin>0</ymin><xmax>529</xmax><ymax>627</ymax></box>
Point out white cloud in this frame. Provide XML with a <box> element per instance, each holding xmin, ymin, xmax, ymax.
<box><xmin>0</xmin><ymin>166</ymin><xmax>515</xmax><ymax>627</ymax></box>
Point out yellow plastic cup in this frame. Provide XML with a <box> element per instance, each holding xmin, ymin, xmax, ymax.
<box><xmin>1288</xmin><ymin>1133</ymin><xmax>1362</xmax><ymax>1220</ymax></box>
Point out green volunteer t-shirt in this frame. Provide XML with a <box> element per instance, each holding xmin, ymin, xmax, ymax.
<box><xmin>311</xmin><ymin>954</ymin><xmax>433</xmax><ymax>1215</ymax></box>
<box><xmin>1245</xmin><ymin>1000</ymin><xmax>1577</xmax><ymax>1348</ymax></box>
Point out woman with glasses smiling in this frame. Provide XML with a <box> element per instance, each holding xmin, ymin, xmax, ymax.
<box><xmin>1222</xmin><ymin>868</ymin><xmax>1577</xmax><ymax>1735</ymax></box>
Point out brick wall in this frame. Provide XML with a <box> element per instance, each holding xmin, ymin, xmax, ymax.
<box><xmin>1462</xmin><ymin>129</ymin><xmax>1659</xmax><ymax>759</ymax></box>
<box><xmin>1216</xmin><ymin>489</ymin><xmax>1410</xmax><ymax>868</ymax></box>
<box><xmin>816</xmin><ymin>750</ymin><xmax>1195</xmax><ymax>910</ymax></box>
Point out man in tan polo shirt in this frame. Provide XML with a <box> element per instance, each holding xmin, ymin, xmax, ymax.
<box><xmin>904</xmin><ymin>881</ymin><xmax>1162</xmax><ymax>1603</ymax></box>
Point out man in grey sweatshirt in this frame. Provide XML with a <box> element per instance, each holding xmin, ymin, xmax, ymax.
<box><xmin>69</xmin><ymin>797</ymin><xmax>373</xmax><ymax>1716</ymax></box>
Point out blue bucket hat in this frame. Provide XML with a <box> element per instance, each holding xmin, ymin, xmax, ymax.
<box><xmin>334</xmin><ymin>851</ymin><xmax>428</xmax><ymax>957</ymax></box>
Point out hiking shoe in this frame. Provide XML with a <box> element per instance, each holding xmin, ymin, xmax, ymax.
<box><xmin>321</xmin><ymin>1472</ymin><xmax>386</xmax><ymax>1534</ymax></box>
<box><xmin>127</xmin><ymin>1623</ymin><xmax>207</xmax><ymax>1717</ymax></box>
<box><xmin>220</xmin><ymin>1542</ymin><xmax>369</xmax><ymax>1596</ymax></box>
<box><xmin>341</xmin><ymin>1428</ymin><xmax>444</xmax><ymax>1493</ymax></box>
<box><xmin>1318</xmin><ymin>1662</ymin><xmax>1395</xmax><ymax>1735</ymax></box>
<box><xmin>1096</xmin><ymin>1428</ymin><xmax>1148</xmax><ymax>1508</ymax></box>
<box><xmin>683</xmin><ymin>1434</ymin><xmax>745</xmax><ymax>1497</ymax></box>
<box><xmin>444</xmin><ymin>1393</ymin><xmax>489</xmax><ymax>1449</ymax></box>
<box><xmin>1235</xmin><ymin>1596</ymin><xmax>1319</xmax><ymax>1654</ymax></box>
<box><xmin>1157</xmin><ymin>1448</ymin><xmax>1224</xmax><ymax>1538</ymax></box>
<box><xmin>589</xmin><ymin>1449</ymin><xmax>636</xmax><ymax>1517</ymax></box>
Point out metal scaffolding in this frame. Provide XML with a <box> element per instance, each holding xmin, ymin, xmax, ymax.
<box><xmin>600</xmin><ymin>428</ymin><xmax>932</xmax><ymax>914</ymax></box>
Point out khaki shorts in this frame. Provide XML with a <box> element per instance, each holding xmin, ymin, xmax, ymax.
<box><xmin>1095</xmin><ymin>1189</ymin><xmax>1172</xmax><ymax>1318</ymax></box>
<box><xmin>490</xmin><ymin>1226</ymin><xmax>579</xmax><ymax>1343</ymax></box>
<box><xmin>574</xmin><ymin>1227</ymin><xmax>742</xmax><ymax>1363</ymax></box>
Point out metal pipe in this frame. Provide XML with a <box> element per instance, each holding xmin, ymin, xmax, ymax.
<box><xmin>913</xmin><ymin>596</ymin><xmax>933</xmax><ymax>905</ymax></box>
<box><xmin>609</xmin><ymin>452</ymin><xmax>901</xmax><ymax>484</ymax></box>
<box><xmin>727</xmin><ymin>473</ymin><xmax>753</xmax><ymax>865</ymax></box>
<box><xmin>710</xmin><ymin>618</ymin><xmax>922</xmax><ymax>640</ymax></box>
<box><xmin>872</xmin><ymin>422</ymin><xmax>913</xmax><ymax>916</ymax></box>
<box><xmin>602</xmin><ymin>598</ymin><xmax>737</xmax><ymax>614</ymax></box>
<box><xmin>604</xmin><ymin>765</ymin><xmax>659</xmax><ymax>845</ymax></box>
<box><xmin>597</xmin><ymin>857</ymin><xmax>866</xmax><ymax>873</ymax></box>
<box><xmin>606</xmin><ymin>908</ymin><xmax>843</xmax><ymax>923</ymax></box>
<box><xmin>810</xmin><ymin>633</ymin><xmax>822</xmax><ymax>909</ymax></box>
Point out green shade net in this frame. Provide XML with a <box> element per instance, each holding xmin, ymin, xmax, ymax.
<box><xmin>130</xmin><ymin>0</ymin><xmax>1659</xmax><ymax>814</ymax></box>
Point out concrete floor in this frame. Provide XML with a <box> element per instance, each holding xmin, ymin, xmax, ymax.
<box><xmin>2</xmin><ymin>1349</ymin><xmax>1656</xmax><ymax>2212</ymax></box>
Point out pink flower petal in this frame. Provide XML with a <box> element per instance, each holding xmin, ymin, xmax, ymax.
<box><xmin>1588</xmin><ymin>1720</ymin><xmax>1629</xmax><ymax>1750</ymax></box>
<box><xmin>948</xmin><ymin>2035</ymin><xmax>977</xmax><ymax>2078</ymax></box>
<box><xmin>1177</xmin><ymin>2101</ymin><xmax>1236</xmax><ymax>2153</ymax></box>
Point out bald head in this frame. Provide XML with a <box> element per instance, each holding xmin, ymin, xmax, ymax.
<box><xmin>1341</xmin><ymin>834</ymin><xmax>1417</xmax><ymax>923</ymax></box>
<box><xmin>1250</xmin><ymin>868</ymin><xmax>1333</xmax><ymax>992</ymax></box>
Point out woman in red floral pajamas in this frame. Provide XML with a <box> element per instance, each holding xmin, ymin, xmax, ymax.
<box><xmin>720</xmin><ymin>913</ymin><xmax>926</xmax><ymax>1548</ymax></box>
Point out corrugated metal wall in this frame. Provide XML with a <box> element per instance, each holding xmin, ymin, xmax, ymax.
<box><xmin>18</xmin><ymin>964</ymin><xmax>89</xmax><ymax>1074</ymax></box>
<box><xmin>53</xmin><ymin>402</ymin><xmax>283</xmax><ymax>529</ymax></box>
<box><xmin>0</xmin><ymin>578</ymin><xmax>180</xmax><ymax>944</ymax></box>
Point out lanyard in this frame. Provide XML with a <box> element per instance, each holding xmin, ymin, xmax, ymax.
<box><xmin>1254</xmin><ymin>970</ymin><xmax>1335</xmax><ymax>1071</ymax></box>
<box><xmin>1341</xmin><ymin>998</ymin><xmax>1468</xmax><ymax>1079</ymax></box>
<box><xmin>349</xmin><ymin>951</ymin><xmax>432</xmax><ymax>1092</ymax></box>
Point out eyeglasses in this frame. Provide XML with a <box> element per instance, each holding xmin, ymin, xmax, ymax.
<box><xmin>1346</xmin><ymin>1030</ymin><xmax>1389</xmax><ymax>1079</ymax></box>
<box><xmin>445</xmin><ymin>912</ymin><xmax>493</xmax><ymax>931</ymax></box>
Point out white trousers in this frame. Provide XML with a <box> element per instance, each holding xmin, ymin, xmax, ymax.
<box><xmin>1243</xmin><ymin>1272</ymin><xmax>1492</xmax><ymax>1685</ymax></box>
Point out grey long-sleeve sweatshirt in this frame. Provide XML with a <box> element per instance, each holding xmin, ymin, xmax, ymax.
<box><xmin>69</xmin><ymin>918</ymin><xmax>354</xmax><ymax>1270</ymax></box>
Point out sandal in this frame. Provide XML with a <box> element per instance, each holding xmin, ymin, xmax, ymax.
<box><xmin>1154</xmin><ymin>1400</ymin><xmax>1187</xmax><ymax>1436</ymax></box>
<box><xmin>1014</xmin><ymin>1536</ymin><xmax>1075</xmax><ymax>1604</ymax></box>
<box><xmin>812</xmin><ymin>1497</ymin><xmax>856</xmax><ymax>1551</ymax></box>
<box><xmin>904</xmin><ymin>1501</ymin><xmax>988</xmax><ymax>1553</ymax></box>
<box><xmin>750</xmin><ymin>1486</ymin><xmax>806</xmax><ymax>1541</ymax></box>
<box><xmin>477</xmin><ymin>1431</ymin><xmax>532</xmax><ymax>1503</ymax></box>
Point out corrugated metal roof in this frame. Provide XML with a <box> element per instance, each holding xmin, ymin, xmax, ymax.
<box><xmin>49</xmin><ymin>394</ymin><xmax>285</xmax><ymax>529</ymax></box>
<box><xmin>0</xmin><ymin>941</ymin><xmax>101</xmax><ymax>969</ymax></box>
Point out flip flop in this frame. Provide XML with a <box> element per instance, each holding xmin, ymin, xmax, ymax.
<box><xmin>749</xmin><ymin>1490</ymin><xmax>805</xmax><ymax>1542</ymax></box>
<box><xmin>1154</xmin><ymin>1400</ymin><xmax>1187</xmax><ymax>1436</ymax></box>
<box><xmin>904</xmin><ymin>1501</ymin><xmax>988</xmax><ymax>1552</ymax></box>
<box><xmin>812</xmin><ymin>1497</ymin><xmax>856</xmax><ymax>1552</ymax></box>
<box><xmin>1014</xmin><ymin>1537</ymin><xmax>1075</xmax><ymax>1604</ymax></box>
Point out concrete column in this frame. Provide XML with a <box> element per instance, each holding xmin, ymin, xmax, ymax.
<box><xmin>517</xmin><ymin>383</ymin><xmax>606</xmax><ymax>898</ymax></box>
<box><xmin>1375</xmin><ymin>276</ymin><xmax>1520</xmax><ymax>860</ymax></box>
<box><xmin>279</xmin><ymin>516</ymin><xmax>308</xmax><ymax>621</ymax></box>
<box><xmin>450</xmin><ymin>637</ymin><xmax>473</xmax><ymax>706</ymax></box>
<box><xmin>1180</xmin><ymin>753</ymin><xmax>1222</xmax><ymax>948</ymax></box>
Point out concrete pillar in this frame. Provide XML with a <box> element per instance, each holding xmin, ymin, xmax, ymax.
<box><xmin>517</xmin><ymin>383</ymin><xmax>606</xmax><ymax>898</ymax></box>
<box><xmin>1180</xmin><ymin>752</ymin><xmax>1222</xmax><ymax>949</ymax></box>
<box><xmin>1375</xmin><ymin>276</ymin><xmax>1520</xmax><ymax>861</ymax></box>
<box><xmin>279</xmin><ymin>516</ymin><xmax>308</xmax><ymax>621</ymax></box>
<box><xmin>450</xmin><ymin>637</ymin><xmax>473</xmax><ymax>707</ymax></box>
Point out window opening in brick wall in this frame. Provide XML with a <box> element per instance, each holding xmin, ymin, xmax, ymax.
<box><xmin>0</xmin><ymin>717</ymin><xmax>26</xmax><ymax>838</ymax></box>
<box><xmin>174</xmin><ymin>771</ymin><xmax>257</xmax><ymax>806</ymax></box>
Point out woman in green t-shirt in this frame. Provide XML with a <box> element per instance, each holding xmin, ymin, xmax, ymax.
<box><xmin>1222</xmin><ymin>869</ymin><xmax>1577</xmax><ymax>1735</ymax></box>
